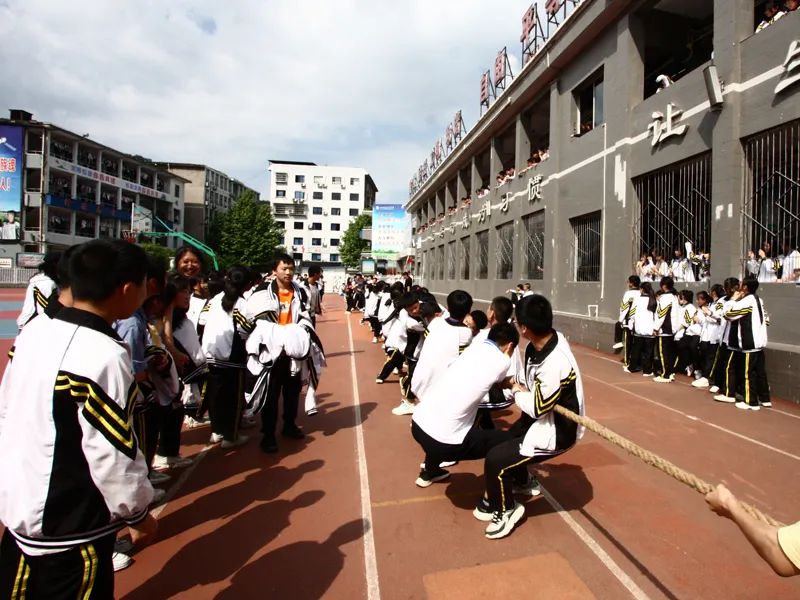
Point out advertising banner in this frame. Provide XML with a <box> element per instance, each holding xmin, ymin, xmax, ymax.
<box><xmin>0</xmin><ymin>125</ymin><xmax>24</xmax><ymax>240</ymax></box>
<box><xmin>372</xmin><ymin>203</ymin><xmax>410</xmax><ymax>261</ymax></box>
<box><xmin>132</xmin><ymin>204</ymin><xmax>153</xmax><ymax>234</ymax></box>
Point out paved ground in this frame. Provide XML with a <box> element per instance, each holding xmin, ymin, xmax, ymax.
<box><xmin>2</xmin><ymin>288</ymin><xmax>800</xmax><ymax>599</ymax></box>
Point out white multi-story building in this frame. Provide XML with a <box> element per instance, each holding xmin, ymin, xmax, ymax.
<box><xmin>268</xmin><ymin>160</ymin><xmax>377</xmax><ymax>265</ymax></box>
<box><xmin>0</xmin><ymin>109</ymin><xmax>187</xmax><ymax>253</ymax></box>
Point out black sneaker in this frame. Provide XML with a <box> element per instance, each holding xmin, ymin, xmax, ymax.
<box><xmin>260</xmin><ymin>436</ymin><xmax>278</xmax><ymax>454</ymax></box>
<box><xmin>281</xmin><ymin>425</ymin><xmax>305</xmax><ymax>440</ymax></box>
<box><xmin>414</xmin><ymin>468</ymin><xmax>450</xmax><ymax>488</ymax></box>
<box><xmin>473</xmin><ymin>497</ymin><xmax>494</xmax><ymax>522</ymax></box>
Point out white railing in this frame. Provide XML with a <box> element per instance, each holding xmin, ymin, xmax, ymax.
<box><xmin>0</xmin><ymin>268</ymin><xmax>38</xmax><ymax>285</ymax></box>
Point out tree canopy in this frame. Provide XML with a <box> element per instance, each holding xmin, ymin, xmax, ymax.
<box><xmin>217</xmin><ymin>191</ymin><xmax>284</xmax><ymax>268</ymax></box>
<box><xmin>340</xmin><ymin>212</ymin><xmax>372</xmax><ymax>268</ymax></box>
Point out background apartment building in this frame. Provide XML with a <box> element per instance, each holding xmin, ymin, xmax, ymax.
<box><xmin>157</xmin><ymin>163</ymin><xmax>261</xmax><ymax>242</ymax></box>
<box><xmin>0</xmin><ymin>109</ymin><xmax>186</xmax><ymax>256</ymax></box>
<box><xmin>268</xmin><ymin>160</ymin><xmax>377</xmax><ymax>265</ymax></box>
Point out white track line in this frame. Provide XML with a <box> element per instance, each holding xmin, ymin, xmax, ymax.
<box><xmin>346</xmin><ymin>312</ymin><xmax>381</xmax><ymax>600</ymax></box>
<box><xmin>539</xmin><ymin>484</ymin><xmax>650</xmax><ymax>600</ymax></box>
<box><xmin>581</xmin><ymin>372</ymin><xmax>800</xmax><ymax>463</ymax></box>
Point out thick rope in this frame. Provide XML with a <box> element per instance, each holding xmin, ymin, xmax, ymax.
<box><xmin>553</xmin><ymin>405</ymin><xmax>783</xmax><ymax>527</ymax></box>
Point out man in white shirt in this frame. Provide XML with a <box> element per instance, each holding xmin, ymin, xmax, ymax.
<box><xmin>410</xmin><ymin>323</ymin><xmax>519</xmax><ymax>488</ymax></box>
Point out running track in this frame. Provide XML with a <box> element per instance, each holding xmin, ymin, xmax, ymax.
<box><xmin>1</xmin><ymin>289</ymin><xmax>799</xmax><ymax>599</ymax></box>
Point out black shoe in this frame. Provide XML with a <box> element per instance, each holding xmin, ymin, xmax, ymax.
<box><xmin>260</xmin><ymin>436</ymin><xmax>278</xmax><ymax>454</ymax></box>
<box><xmin>281</xmin><ymin>425</ymin><xmax>305</xmax><ymax>440</ymax></box>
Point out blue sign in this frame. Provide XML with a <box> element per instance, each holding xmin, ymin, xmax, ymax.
<box><xmin>372</xmin><ymin>203</ymin><xmax>410</xmax><ymax>259</ymax></box>
<box><xmin>0</xmin><ymin>125</ymin><xmax>23</xmax><ymax>240</ymax></box>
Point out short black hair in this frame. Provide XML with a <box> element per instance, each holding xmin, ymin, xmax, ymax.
<box><xmin>516</xmin><ymin>294</ymin><xmax>553</xmax><ymax>335</ymax></box>
<box><xmin>724</xmin><ymin>277</ymin><xmax>740</xmax><ymax>295</ymax></box>
<box><xmin>697</xmin><ymin>291</ymin><xmax>711</xmax><ymax>304</ymax></box>
<box><xmin>446</xmin><ymin>290</ymin><xmax>473</xmax><ymax>320</ymax></box>
<box><xmin>487</xmin><ymin>322</ymin><xmax>519</xmax><ymax>348</ymax></box>
<box><xmin>39</xmin><ymin>251</ymin><xmax>62</xmax><ymax>281</ymax></box>
<box><xmin>660</xmin><ymin>276</ymin><xmax>674</xmax><ymax>290</ymax></box>
<box><xmin>742</xmin><ymin>276</ymin><xmax>759</xmax><ymax>294</ymax></box>
<box><xmin>207</xmin><ymin>270</ymin><xmax>225</xmax><ymax>297</ymax></box>
<box><xmin>628</xmin><ymin>275</ymin><xmax>641</xmax><ymax>287</ymax></box>
<box><xmin>69</xmin><ymin>240</ymin><xmax>148</xmax><ymax>302</ymax></box>
<box><xmin>57</xmin><ymin>244</ymin><xmax>80</xmax><ymax>289</ymax></box>
<box><xmin>679</xmin><ymin>289</ymin><xmax>694</xmax><ymax>304</ymax></box>
<box><xmin>489</xmin><ymin>296</ymin><xmax>514</xmax><ymax>324</ymax></box>
<box><xmin>308</xmin><ymin>264</ymin><xmax>322</xmax><ymax>277</ymax></box>
<box><xmin>164</xmin><ymin>273</ymin><xmax>192</xmax><ymax>306</ymax></box>
<box><xmin>470</xmin><ymin>310</ymin><xmax>488</xmax><ymax>331</ymax></box>
<box><xmin>396</xmin><ymin>292</ymin><xmax>419</xmax><ymax>309</ymax></box>
<box><xmin>710</xmin><ymin>284</ymin><xmax>725</xmax><ymax>299</ymax></box>
<box><xmin>273</xmin><ymin>253</ymin><xmax>295</xmax><ymax>268</ymax></box>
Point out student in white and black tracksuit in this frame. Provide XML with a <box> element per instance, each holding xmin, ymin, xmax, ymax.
<box><xmin>617</xmin><ymin>275</ymin><xmax>641</xmax><ymax>369</ymax></box>
<box><xmin>724</xmin><ymin>277</ymin><xmax>770</xmax><ymax>410</ymax></box>
<box><xmin>201</xmin><ymin>266</ymin><xmax>254</xmax><ymax>447</ymax></box>
<box><xmin>16</xmin><ymin>252</ymin><xmax>60</xmax><ymax>332</ymax></box>
<box><xmin>710</xmin><ymin>277</ymin><xmax>740</xmax><ymax>400</ymax></box>
<box><xmin>653</xmin><ymin>276</ymin><xmax>681</xmax><ymax>383</ymax></box>
<box><xmin>629</xmin><ymin>283</ymin><xmax>658</xmax><ymax>375</ymax></box>
<box><xmin>477</xmin><ymin>295</ymin><xmax>585</xmax><ymax>540</ymax></box>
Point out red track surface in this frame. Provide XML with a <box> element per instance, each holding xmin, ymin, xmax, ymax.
<box><xmin>3</xmin><ymin>291</ymin><xmax>800</xmax><ymax>598</ymax></box>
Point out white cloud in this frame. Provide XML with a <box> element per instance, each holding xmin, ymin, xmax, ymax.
<box><xmin>0</xmin><ymin>0</ymin><xmax>533</xmax><ymax>202</ymax></box>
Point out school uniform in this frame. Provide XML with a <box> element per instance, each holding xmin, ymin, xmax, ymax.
<box><xmin>145</xmin><ymin>323</ymin><xmax>183</xmax><ymax>460</ymax></box>
<box><xmin>201</xmin><ymin>293</ymin><xmax>254</xmax><ymax>442</ymax></box>
<box><xmin>410</xmin><ymin>316</ymin><xmax>473</xmax><ymax>402</ymax></box>
<box><xmin>630</xmin><ymin>295</ymin><xmax>657</xmax><ymax>375</ymax></box>
<box><xmin>709</xmin><ymin>296</ymin><xmax>736</xmax><ymax>397</ymax></box>
<box><xmin>724</xmin><ymin>294</ymin><xmax>770</xmax><ymax>408</ymax></box>
<box><xmin>756</xmin><ymin>257</ymin><xmax>781</xmax><ymax>283</ymax></box>
<box><xmin>0</xmin><ymin>308</ymin><xmax>153</xmax><ymax>599</ymax></box>
<box><xmin>397</xmin><ymin>316</ymin><xmax>425</xmax><ymax>401</ymax></box>
<box><xmin>675</xmin><ymin>304</ymin><xmax>701</xmax><ymax>374</ymax></box>
<box><xmin>695</xmin><ymin>305</ymin><xmax>719</xmax><ymax>382</ymax></box>
<box><xmin>364</xmin><ymin>290</ymin><xmax>382</xmax><ymax>337</ymax></box>
<box><xmin>16</xmin><ymin>273</ymin><xmax>57</xmax><ymax>331</ymax></box>
<box><xmin>473</xmin><ymin>328</ymin><xmax>522</xmax><ymax>429</ymax></box>
<box><xmin>654</xmin><ymin>291</ymin><xmax>681</xmax><ymax>379</ymax></box>
<box><xmin>483</xmin><ymin>332</ymin><xmax>585</xmax><ymax>514</ymax></box>
<box><xmin>780</xmin><ymin>249</ymin><xmax>800</xmax><ymax>282</ymax></box>
<box><xmin>670</xmin><ymin>257</ymin><xmax>695</xmax><ymax>282</ymax></box>
<box><xmin>411</xmin><ymin>339</ymin><xmax>514</xmax><ymax>476</ymax></box>
<box><xmin>617</xmin><ymin>289</ymin><xmax>639</xmax><ymax>368</ymax></box>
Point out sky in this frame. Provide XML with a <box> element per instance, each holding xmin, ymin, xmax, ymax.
<box><xmin>0</xmin><ymin>0</ymin><xmax>530</xmax><ymax>205</ymax></box>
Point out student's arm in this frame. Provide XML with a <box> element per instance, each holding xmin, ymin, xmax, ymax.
<box><xmin>619</xmin><ymin>294</ymin><xmax>633</xmax><ymax>323</ymax></box>
<box><xmin>162</xmin><ymin>307</ymin><xmax>189</xmax><ymax>370</ymax></box>
<box><xmin>514</xmin><ymin>359</ymin><xmax>574</xmax><ymax>419</ymax></box>
<box><xmin>705</xmin><ymin>484</ymin><xmax>800</xmax><ymax>577</ymax></box>
<box><xmin>233</xmin><ymin>308</ymin><xmax>255</xmax><ymax>338</ymax></box>
<box><xmin>115</xmin><ymin>317</ymin><xmax>149</xmax><ymax>378</ymax></box>
<box><xmin>723</xmin><ymin>294</ymin><xmax>753</xmax><ymax>321</ymax></box>
<box><xmin>653</xmin><ymin>296</ymin><xmax>668</xmax><ymax>332</ymax></box>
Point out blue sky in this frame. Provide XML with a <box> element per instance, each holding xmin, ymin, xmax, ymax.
<box><xmin>0</xmin><ymin>0</ymin><xmax>530</xmax><ymax>204</ymax></box>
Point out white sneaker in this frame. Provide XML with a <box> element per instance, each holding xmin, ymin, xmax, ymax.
<box><xmin>112</xmin><ymin>552</ymin><xmax>132</xmax><ymax>572</ymax></box>
<box><xmin>371</xmin><ymin>337</ymin><xmax>378</xmax><ymax>343</ymax></box>
<box><xmin>709</xmin><ymin>385</ymin><xmax>720</xmax><ymax>394</ymax></box>
<box><xmin>166</xmin><ymin>456</ymin><xmax>193</xmax><ymax>468</ymax></box>
<box><xmin>692</xmin><ymin>377</ymin><xmax>709</xmax><ymax>388</ymax></box>
<box><xmin>391</xmin><ymin>400</ymin><xmax>415</xmax><ymax>416</ymax></box>
<box><xmin>714</xmin><ymin>394</ymin><xmax>736</xmax><ymax>403</ymax></box>
<box><xmin>685</xmin><ymin>367</ymin><xmax>694</xmax><ymax>377</ymax></box>
<box><xmin>419</xmin><ymin>461</ymin><xmax>458</xmax><ymax>469</ymax></box>
<box><xmin>612</xmin><ymin>342</ymin><xmax>624</xmax><ymax>350</ymax></box>
<box><xmin>152</xmin><ymin>454</ymin><xmax>170</xmax><ymax>471</ymax></box>
<box><xmin>735</xmin><ymin>401</ymin><xmax>759</xmax><ymax>411</ymax></box>
<box><xmin>653</xmin><ymin>376</ymin><xmax>672</xmax><ymax>383</ymax></box>
<box><xmin>114</xmin><ymin>538</ymin><xmax>134</xmax><ymax>554</ymax></box>
<box><xmin>209</xmin><ymin>433</ymin><xmax>224</xmax><ymax>444</ymax></box>
<box><xmin>484</xmin><ymin>502</ymin><xmax>525</xmax><ymax>539</ymax></box>
<box><xmin>221</xmin><ymin>434</ymin><xmax>249</xmax><ymax>449</ymax></box>
<box><xmin>151</xmin><ymin>488</ymin><xmax>166</xmax><ymax>505</ymax></box>
<box><xmin>306</xmin><ymin>407</ymin><xmax>319</xmax><ymax>416</ymax></box>
<box><xmin>375</xmin><ymin>378</ymin><xmax>384</xmax><ymax>384</ymax></box>
<box><xmin>622</xmin><ymin>366</ymin><xmax>631</xmax><ymax>373</ymax></box>
<box><xmin>513</xmin><ymin>475</ymin><xmax>542</xmax><ymax>497</ymax></box>
<box><xmin>148</xmin><ymin>471</ymin><xmax>171</xmax><ymax>485</ymax></box>
<box><xmin>185</xmin><ymin>416</ymin><xmax>208</xmax><ymax>429</ymax></box>
<box><xmin>761</xmin><ymin>401</ymin><xmax>772</xmax><ymax>408</ymax></box>
<box><xmin>642</xmin><ymin>372</ymin><xmax>654</xmax><ymax>378</ymax></box>
<box><xmin>414</xmin><ymin>469</ymin><xmax>450</xmax><ymax>488</ymax></box>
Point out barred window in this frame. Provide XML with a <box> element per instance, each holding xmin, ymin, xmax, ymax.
<box><xmin>447</xmin><ymin>241</ymin><xmax>457</xmax><ymax>279</ymax></box>
<box><xmin>522</xmin><ymin>211</ymin><xmax>545</xmax><ymax>280</ymax></box>
<box><xmin>742</xmin><ymin>120</ymin><xmax>800</xmax><ymax>266</ymax></box>
<box><xmin>496</xmin><ymin>222</ymin><xmax>514</xmax><ymax>279</ymax></box>
<box><xmin>570</xmin><ymin>211</ymin><xmax>602</xmax><ymax>282</ymax></box>
<box><xmin>476</xmin><ymin>230</ymin><xmax>489</xmax><ymax>279</ymax></box>
<box><xmin>460</xmin><ymin>236</ymin><xmax>471</xmax><ymax>280</ymax></box>
<box><xmin>437</xmin><ymin>245</ymin><xmax>445</xmax><ymax>280</ymax></box>
<box><xmin>633</xmin><ymin>152</ymin><xmax>712</xmax><ymax>264</ymax></box>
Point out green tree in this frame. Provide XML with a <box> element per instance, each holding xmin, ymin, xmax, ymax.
<box><xmin>140</xmin><ymin>242</ymin><xmax>174</xmax><ymax>270</ymax></box>
<box><xmin>340</xmin><ymin>212</ymin><xmax>372</xmax><ymax>268</ymax></box>
<box><xmin>218</xmin><ymin>191</ymin><xmax>284</xmax><ymax>268</ymax></box>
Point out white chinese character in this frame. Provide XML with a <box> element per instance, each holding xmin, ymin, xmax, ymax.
<box><xmin>500</xmin><ymin>193</ymin><xmax>510</xmax><ymax>213</ymax></box>
<box><xmin>528</xmin><ymin>175</ymin><xmax>543</xmax><ymax>202</ymax></box>
<box><xmin>648</xmin><ymin>103</ymin><xmax>687</xmax><ymax>147</ymax></box>
<box><xmin>775</xmin><ymin>40</ymin><xmax>800</xmax><ymax>95</ymax></box>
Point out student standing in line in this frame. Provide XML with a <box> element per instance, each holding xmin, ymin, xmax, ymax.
<box><xmin>675</xmin><ymin>289</ymin><xmax>701</xmax><ymax>377</ymax></box>
<box><xmin>475</xmin><ymin>295</ymin><xmax>585</xmax><ymax>540</ymax></box>
<box><xmin>629</xmin><ymin>282</ymin><xmax>658</xmax><ymax>376</ymax></box>
<box><xmin>614</xmin><ymin>275</ymin><xmax>640</xmax><ymax>371</ymax></box>
<box><xmin>692</xmin><ymin>289</ymin><xmax>719</xmax><ymax>389</ymax></box>
<box><xmin>0</xmin><ymin>240</ymin><xmax>157</xmax><ymax>597</ymax></box>
<box><xmin>653</xmin><ymin>276</ymin><xmax>681</xmax><ymax>383</ymax></box>
<box><xmin>710</xmin><ymin>278</ymin><xmax>740</xmax><ymax>402</ymax></box>
<box><xmin>303</xmin><ymin>265</ymin><xmax>324</xmax><ymax>328</ymax></box>
<box><xmin>201</xmin><ymin>266</ymin><xmax>254</xmax><ymax>448</ymax></box>
<box><xmin>16</xmin><ymin>251</ymin><xmax>60</xmax><ymax>331</ymax></box>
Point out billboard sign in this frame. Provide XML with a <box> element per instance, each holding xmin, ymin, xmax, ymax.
<box><xmin>372</xmin><ymin>203</ymin><xmax>410</xmax><ymax>261</ymax></box>
<box><xmin>0</xmin><ymin>125</ymin><xmax>24</xmax><ymax>240</ymax></box>
<box><xmin>131</xmin><ymin>204</ymin><xmax>153</xmax><ymax>234</ymax></box>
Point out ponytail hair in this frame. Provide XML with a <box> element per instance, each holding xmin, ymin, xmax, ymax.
<box><xmin>641</xmin><ymin>282</ymin><xmax>657</xmax><ymax>314</ymax></box>
<box><xmin>222</xmin><ymin>265</ymin><xmax>251</xmax><ymax>313</ymax></box>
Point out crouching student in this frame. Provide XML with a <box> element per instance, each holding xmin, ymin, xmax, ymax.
<box><xmin>476</xmin><ymin>295</ymin><xmax>585</xmax><ymax>540</ymax></box>
<box><xmin>201</xmin><ymin>266</ymin><xmax>254</xmax><ymax>449</ymax></box>
<box><xmin>410</xmin><ymin>323</ymin><xmax>519</xmax><ymax>488</ymax></box>
<box><xmin>0</xmin><ymin>240</ymin><xmax>157</xmax><ymax>598</ymax></box>
<box><xmin>375</xmin><ymin>286</ymin><xmax>413</xmax><ymax>384</ymax></box>
<box><xmin>394</xmin><ymin>294</ymin><xmax>440</xmax><ymax>416</ymax></box>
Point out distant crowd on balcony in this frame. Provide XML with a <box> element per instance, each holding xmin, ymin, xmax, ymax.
<box><xmin>756</xmin><ymin>0</ymin><xmax>798</xmax><ymax>32</ymax></box>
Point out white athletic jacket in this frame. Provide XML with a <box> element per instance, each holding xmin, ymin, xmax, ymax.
<box><xmin>618</xmin><ymin>289</ymin><xmax>640</xmax><ymax>330</ymax></box>
<box><xmin>411</xmin><ymin>316</ymin><xmax>473</xmax><ymax>402</ymax></box>
<box><xmin>17</xmin><ymin>273</ymin><xmax>57</xmax><ymax>331</ymax></box>
<box><xmin>201</xmin><ymin>293</ymin><xmax>254</xmax><ymax>368</ymax></box>
<box><xmin>0</xmin><ymin>308</ymin><xmax>153</xmax><ymax>555</ymax></box>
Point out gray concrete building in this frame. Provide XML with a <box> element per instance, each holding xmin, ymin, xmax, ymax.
<box><xmin>157</xmin><ymin>163</ymin><xmax>260</xmax><ymax>242</ymax></box>
<box><xmin>407</xmin><ymin>0</ymin><xmax>800</xmax><ymax>401</ymax></box>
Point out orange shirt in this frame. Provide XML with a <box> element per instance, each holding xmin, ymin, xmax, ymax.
<box><xmin>278</xmin><ymin>289</ymin><xmax>294</xmax><ymax>325</ymax></box>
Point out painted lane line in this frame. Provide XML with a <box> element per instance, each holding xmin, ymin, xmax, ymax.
<box><xmin>539</xmin><ymin>484</ymin><xmax>650</xmax><ymax>600</ymax></box>
<box><xmin>346</xmin><ymin>313</ymin><xmax>381</xmax><ymax>600</ymax></box>
<box><xmin>582</xmin><ymin>373</ymin><xmax>800</xmax><ymax>463</ymax></box>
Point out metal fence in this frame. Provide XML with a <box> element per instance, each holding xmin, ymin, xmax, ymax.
<box><xmin>570</xmin><ymin>211</ymin><xmax>602</xmax><ymax>282</ymax></box>
<box><xmin>476</xmin><ymin>230</ymin><xmax>489</xmax><ymax>279</ymax></box>
<box><xmin>522</xmin><ymin>210</ymin><xmax>545</xmax><ymax>280</ymax></box>
<box><xmin>633</xmin><ymin>152</ymin><xmax>712</xmax><ymax>262</ymax></box>
<box><xmin>0</xmin><ymin>268</ymin><xmax>38</xmax><ymax>285</ymax></box>
<box><xmin>496</xmin><ymin>222</ymin><xmax>514</xmax><ymax>279</ymax></box>
<box><xmin>742</xmin><ymin>119</ymin><xmax>799</xmax><ymax>261</ymax></box>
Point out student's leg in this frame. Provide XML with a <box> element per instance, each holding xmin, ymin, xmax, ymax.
<box><xmin>662</xmin><ymin>336</ymin><xmax>677</xmax><ymax>377</ymax></box>
<box><xmin>399</xmin><ymin>359</ymin><xmax>417</xmax><ymax>400</ymax></box>
<box><xmin>642</xmin><ymin>338</ymin><xmax>655</xmax><ymax>375</ymax></box>
<box><xmin>205</xmin><ymin>367</ymin><xmax>226</xmax><ymax>436</ymax></box>
<box><xmin>721</xmin><ymin>347</ymin><xmax>736</xmax><ymax>397</ymax></box>
<box><xmin>623</xmin><ymin>328</ymin><xmax>633</xmax><ymax>367</ymax></box>
<box><xmin>688</xmin><ymin>336</ymin><xmax>701</xmax><ymax>374</ymax></box>
<box><xmin>629</xmin><ymin>335</ymin><xmax>642</xmax><ymax>372</ymax></box>
<box><xmin>260</xmin><ymin>358</ymin><xmax>288</xmax><ymax>443</ymax></box>
<box><xmin>754</xmin><ymin>350</ymin><xmax>771</xmax><ymax>406</ymax></box>
<box><xmin>157</xmin><ymin>402</ymin><xmax>184</xmax><ymax>458</ymax></box>
<box><xmin>281</xmin><ymin>372</ymin><xmax>303</xmax><ymax>433</ymax></box>
<box><xmin>742</xmin><ymin>352</ymin><xmax>760</xmax><ymax>408</ymax></box>
<box><xmin>732</xmin><ymin>351</ymin><xmax>746</xmax><ymax>402</ymax></box>
<box><xmin>411</xmin><ymin>421</ymin><xmax>453</xmax><ymax>475</ymax></box>
<box><xmin>476</xmin><ymin>408</ymin><xmax>495</xmax><ymax>430</ymax></box>
<box><xmin>484</xmin><ymin>437</ymin><xmax>534</xmax><ymax>513</ymax></box>
<box><xmin>614</xmin><ymin>321</ymin><xmax>623</xmax><ymax>345</ymax></box>
<box><xmin>216</xmin><ymin>368</ymin><xmax>240</xmax><ymax>442</ymax></box>
<box><xmin>134</xmin><ymin>404</ymin><xmax>159</xmax><ymax>470</ymax></box>
<box><xmin>377</xmin><ymin>349</ymin><xmax>403</xmax><ymax>381</ymax></box>
<box><xmin>460</xmin><ymin>426</ymin><xmax>515</xmax><ymax>461</ymax></box>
